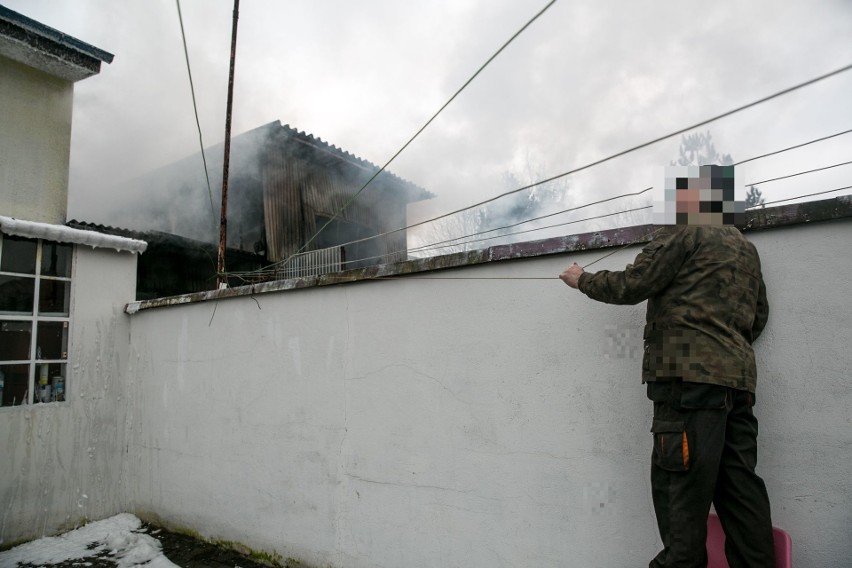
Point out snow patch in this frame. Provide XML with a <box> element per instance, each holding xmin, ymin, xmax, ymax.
<box><xmin>0</xmin><ymin>513</ymin><xmax>177</xmax><ymax>568</ymax></box>
<box><xmin>0</xmin><ymin>216</ymin><xmax>147</xmax><ymax>253</ymax></box>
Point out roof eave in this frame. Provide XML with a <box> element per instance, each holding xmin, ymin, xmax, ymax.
<box><xmin>0</xmin><ymin>6</ymin><xmax>113</xmax><ymax>82</ymax></box>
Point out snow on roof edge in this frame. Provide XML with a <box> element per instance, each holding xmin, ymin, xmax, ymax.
<box><xmin>0</xmin><ymin>216</ymin><xmax>147</xmax><ymax>253</ymax></box>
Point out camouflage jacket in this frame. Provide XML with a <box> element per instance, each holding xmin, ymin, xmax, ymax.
<box><xmin>577</xmin><ymin>225</ymin><xmax>768</xmax><ymax>392</ymax></box>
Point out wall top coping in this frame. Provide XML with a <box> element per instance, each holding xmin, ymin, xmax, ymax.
<box><xmin>125</xmin><ymin>194</ymin><xmax>852</xmax><ymax>315</ymax></box>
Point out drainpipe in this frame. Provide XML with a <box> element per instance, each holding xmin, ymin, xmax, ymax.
<box><xmin>217</xmin><ymin>0</ymin><xmax>240</xmax><ymax>288</ymax></box>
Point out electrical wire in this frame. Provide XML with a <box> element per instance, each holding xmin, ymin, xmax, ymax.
<box><xmin>746</xmin><ymin>185</ymin><xmax>852</xmax><ymax>209</ymax></box>
<box><xmin>745</xmin><ymin>160</ymin><xmax>852</xmax><ymax>186</ymax></box>
<box><xmin>422</xmin><ymin>206</ymin><xmax>652</xmax><ymax>254</ymax></box>
<box><xmin>230</xmin><ymin>179</ymin><xmax>850</xmax><ymax>283</ymax></box>
<box><xmin>261</xmin><ymin>186</ymin><xmax>654</xmax><ymax>277</ymax></box>
<box><xmin>396</xmin><ymin>136</ymin><xmax>852</xmax><ymax>262</ymax></box>
<box><xmin>411</xmin><ymin>205</ymin><xmax>651</xmax><ymax>255</ymax></box>
<box><xmin>734</xmin><ymin>127</ymin><xmax>852</xmax><ymax>166</ymax></box>
<box><xmin>231</xmin><ymin>121</ymin><xmax>852</xmax><ymax>281</ymax></box>
<box><xmin>333</xmin><ymin>127</ymin><xmax>852</xmax><ymax>265</ymax></box>
<box><xmin>232</xmin><ymin>142</ymin><xmax>849</xmax><ymax>281</ymax></box>
<box><xmin>176</xmin><ymin>0</ymin><xmax>216</xmax><ymax>224</ymax></box>
<box><xmin>281</xmin><ymin>65</ymin><xmax>852</xmax><ymax>274</ymax></box>
<box><xmin>294</xmin><ymin>0</ymin><xmax>558</xmax><ymax>259</ymax></box>
<box><xmin>233</xmin><ymin>203</ymin><xmax>653</xmax><ymax>280</ymax></box>
<box><xmin>408</xmin><ymin>188</ymin><xmax>653</xmax><ymax>254</ymax></box>
<box><xmin>292</xmin><ymin>172</ymin><xmax>852</xmax><ymax>274</ymax></box>
<box><xmin>316</xmin><ymin>182</ymin><xmax>852</xmax><ymax>282</ymax></box>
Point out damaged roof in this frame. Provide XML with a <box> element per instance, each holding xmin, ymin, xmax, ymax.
<box><xmin>0</xmin><ymin>5</ymin><xmax>113</xmax><ymax>81</ymax></box>
<box><xmin>265</xmin><ymin>120</ymin><xmax>434</xmax><ymax>203</ymax></box>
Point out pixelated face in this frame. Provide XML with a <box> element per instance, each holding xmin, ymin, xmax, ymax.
<box><xmin>654</xmin><ymin>165</ymin><xmax>744</xmax><ymax>226</ymax></box>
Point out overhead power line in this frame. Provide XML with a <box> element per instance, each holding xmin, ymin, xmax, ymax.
<box><xmin>240</xmin><ymin>129</ymin><xmax>852</xmax><ymax>282</ymax></box>
<box><xmin>747</xmin><ymin>185</ymin><xmax>852</xmax><ymax>209</ymax></box>
<box><xmin>295</xmin><ymin>0</ymin><xmax>559</xmax><ymax>258</ymax></box>
<box><xmin>746</xmin><ymin>160</ymin><xmax>852</xmax><ymax>186</ymax></box>
<box><xmin>413</xmin><ymin>205</ymin><xmax>653</xmax><ymax>255</ymax></box>
<box><xmin>291</xmin><ymin>128</ymin><xmax>852</xmax><ymax>266</ymax></box>
<box><xmin>175</xmin><ymin>0</ymin><xmax>216</xmax><ymax>224</ymax></box>
<box><xmin>419</xmin><ymin>62</ymin><xmax>852</xmax><ymax>228</ymax></box>
<box><xmin>408</xmin><ymin>188</ymin><xmax>653</xmax><ymax>254</ymax></box>
<box><xmin>234</xmin><ymin>64</ymin><xmax>852</xmax><ymax>281</ymax></box>
<box><xmin>276</xmin><ymin>64</ymin><xmax>852</xmax><ymax>275</ymax></box>
<box><xmin>734</xmin><ymin>127</ymin><xmax>852</xmax><ymax>166</ymax></box>
<box><xmin>230</xmin><ymin>176</ymin><xmax>850</xmax><ymax>282</ymax></box>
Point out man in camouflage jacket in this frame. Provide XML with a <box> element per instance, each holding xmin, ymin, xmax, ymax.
<box><xmin>560</xmin><ymin>223</ymin><xmax>775</xmax><ymax>567</ymax></box>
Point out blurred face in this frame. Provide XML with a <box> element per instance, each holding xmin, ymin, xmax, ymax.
<box><xmin>656</xmin><ymin>165</ymin><xmax>743</xmax><ymax>226</ymax></box>
<box><xmin>676</xmin><ymin>188</ymin><xmax>701</xmax><ymax>213</ymax></box>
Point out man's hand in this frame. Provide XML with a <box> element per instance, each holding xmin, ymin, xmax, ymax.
<box><xmin>559</xmin><ymin>263</ymin><xmax>584</xmax><ymax>289</ymax></box>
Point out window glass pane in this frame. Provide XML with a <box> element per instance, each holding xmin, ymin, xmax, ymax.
<box><xmin>0</xmin><ymin>236</ymin><xmax>37</xmax><ymax>274</ymax></box>
<box><xmin>41</xmin><ymin>242</ymin><xmax>72</xmax><ymax>277</ymax></box>
<box><xmin>0</xmin><ymin>320</ymin><xmax>32</xmax><ymax>360</ymax></box>
<box><xmin>34</xmin><ymin>362</ymin><xmax>65</xmax><ymax>404</ymax></box>
<box><xmin>0</xmin><ymin>275</ymin><xmax>35</xmax><ymax>314</ymax></box>
<box><xmin>0</xmin><ymin>363</ymin><xmax>30</xmax><ymax>407</ymax></box>
<box><xmin>39</xmin><ymin>279</ymin><xmax>70</xmax><ymax>315</ymax></box>
<box><xmin>36</xmin><ymin>321</ymin><xmax>68</xmax><ymax>360</ymax></box>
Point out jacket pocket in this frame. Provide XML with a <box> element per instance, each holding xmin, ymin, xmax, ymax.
<box><xmin>651</xmin><ymin>419</ymin><xmax>690</xmax><ymax>471</ymax></box>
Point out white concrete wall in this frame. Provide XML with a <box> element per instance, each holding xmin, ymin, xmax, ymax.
<box><xmin>122</xmin><ymin>218</ymin><xmax>852</xmax><ymax>567</ymax></box>
<box><xmin>0</xmin><ymin>247</ymin><xmax>137</xmax><ymax>544</ymax></box>
<box><xmin>0</xmin><ymin>55</ymin><xmax>73</xmax><ymax>224</ymax></box>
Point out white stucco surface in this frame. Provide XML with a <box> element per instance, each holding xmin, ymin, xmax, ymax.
<box><xmin>0</xmin><ymin>247</ymin><xmax>137</xmax><ymax>543</ymax></box>
<box><xmin>0</xmin><ymin>55</ymin><xmax>73</xmax><ymax>224</ymax></box>
<box><xmin>119</xmin><ymin>218</ymin><xmax>851</xmax><ymax>567</ymax></box>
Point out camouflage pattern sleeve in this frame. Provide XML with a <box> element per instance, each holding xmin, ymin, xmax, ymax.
<box><xmin>751</xmin><ymin>275</ymin><xmax>769</xmax><ymax>342</ymax></box>
<box><xmin>577</xmin><ymin>227</ymin><xmax>691</xmax><ymax>305</ymax></box>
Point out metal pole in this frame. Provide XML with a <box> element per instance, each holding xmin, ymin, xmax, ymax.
<box><xmin>217</xmin><ymin>0</ymin><xmax>240</xmax><ymax>288</ymax></box>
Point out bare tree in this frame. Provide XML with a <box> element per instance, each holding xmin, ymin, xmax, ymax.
<box><xmin>745</xmin><ymin>185</ymin><xmax>765</xmax><ymax>208</ymax></box>
<box><xmin>671</xmin><ymin>131</ymin><xmax>734</xmax><ymax>167</ymax></box>
<box><xmin>411</xmin><ymin>157</ymin><xmax>571</xmax><ymax>257</ymax></box>
<box><xmin>410</xmin><ymin>208</ymin><xmax>487</xmax><ymax>257</ymax></box>
<box><xmin>478</xmin><ymin>165</ymin><xmax>570</xmax><ymax>243</ymax></box>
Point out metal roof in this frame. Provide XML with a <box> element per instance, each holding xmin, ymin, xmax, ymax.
<box><xmin>266</xmin><ymin>120</ymin><xmax>434</xmax><ymax>203</ymax></box>
<box><xmin>0</xmin><ymin>5</ymin><xmax>113</xmax><ymax>81</ymax></box>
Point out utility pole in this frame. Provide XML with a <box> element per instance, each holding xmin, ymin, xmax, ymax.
<box><xmin>217</xmin><ymin>0</ymin><xmax>240</xmax><ymax>288</ymax></box>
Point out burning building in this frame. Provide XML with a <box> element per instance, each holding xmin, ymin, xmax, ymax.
<box><xmin>113</xmin><ymin>120</ymin><xmax>433</xmax><ymax>281</ymax></box>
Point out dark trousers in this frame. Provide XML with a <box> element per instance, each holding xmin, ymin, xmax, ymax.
<box><xmin>647</xmin><ymin>381</ymin><xmax>775</xmax><ymax>568</ymax></box>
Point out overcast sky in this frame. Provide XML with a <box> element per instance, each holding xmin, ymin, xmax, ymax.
<box><xmin>6</xmin><ymin>0</ymin><xmax>852</xmax><ymax>241</ymax></box>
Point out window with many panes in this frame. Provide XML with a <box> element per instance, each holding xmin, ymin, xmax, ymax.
<box><xmin>0</xmin><ymin>234</ymin><xmax>72</xmax><ymax>407</ymax></box>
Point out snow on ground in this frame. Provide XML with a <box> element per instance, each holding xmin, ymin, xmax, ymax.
<box><xmin>0</xmin><ymin>513</ymin><xmax>178</xmax><ymax>568</ymax></box>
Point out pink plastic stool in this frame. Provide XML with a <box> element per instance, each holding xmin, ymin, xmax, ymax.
<box><xmin>706</xmin><ymin>513</ymin><xmax>792</xmax><ymax>567</ymax></box>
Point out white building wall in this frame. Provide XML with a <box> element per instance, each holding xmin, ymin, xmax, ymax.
<box><xmin>0</xmin><ymin>56</ymin><xmax>73</xmax><ymax>224</ymax></box>
<box><xmin>0</xmin><ymin>246</ymin><xmax>137</xmax><ymax>543</ymax></box>
<box><xmin>123</xmin><ymin>218</ymin><xmax>852</xmax><ymax>568</ymax></box>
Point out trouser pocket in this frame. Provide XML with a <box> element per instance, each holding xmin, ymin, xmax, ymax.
<box><xmin>651</xmin><ymin>419</ymin><xmax>690</xmax><ymax>471</ymax></box>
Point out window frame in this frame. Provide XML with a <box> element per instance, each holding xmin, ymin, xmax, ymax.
<box><xmin>0</xmin><ymin>234</ymin><xmax>73</xmax><ymax>408</ymax></box>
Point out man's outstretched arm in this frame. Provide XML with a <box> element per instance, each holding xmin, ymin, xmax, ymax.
<box><xmin>559</xmin><ymin>228</ymin><xmax>690</xmax><ymax>305</ymax></box>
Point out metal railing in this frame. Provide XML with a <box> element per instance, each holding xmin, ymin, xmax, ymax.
<box><xmin>277</xmin><ymin>246</ymin><xmax>342</xmax><ymax>280</ymax></box>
